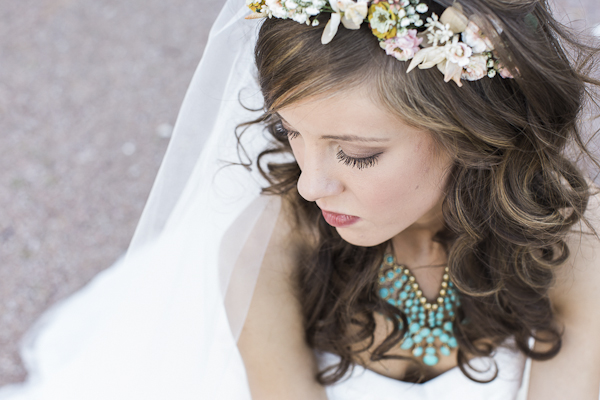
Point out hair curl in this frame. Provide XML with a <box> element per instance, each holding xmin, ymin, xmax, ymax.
<box><xmin>240</xmin><ymin>0</ymin><xmax>600</xmax><ymax>384</ymax></box>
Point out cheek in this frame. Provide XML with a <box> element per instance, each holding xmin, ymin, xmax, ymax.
<box><xmin>356</xmin><ymin>145</ymin><xmax>449</xmax><ymax>216</ymax></box>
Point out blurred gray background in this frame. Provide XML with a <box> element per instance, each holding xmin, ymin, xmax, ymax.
<box><xmin>0</xmin><ymin>0</ymin><xmax>598</xmax><ymax>387</ymax></box>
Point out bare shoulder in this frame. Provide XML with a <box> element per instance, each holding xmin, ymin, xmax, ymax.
<box><xmin>237</xmin><ymin>197</ymin><xmax>327</xmax><ymax>400</ymax></box>
<box><xmin>550</xmin><ymin>185</ymin><xmax>600</xmax><ymax>319</ymax></box>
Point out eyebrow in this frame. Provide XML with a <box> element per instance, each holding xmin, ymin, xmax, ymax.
<box><xmin>278</xmin><ymin>116</ymin><xmax>390</xmax><ymax>143</ymax></box>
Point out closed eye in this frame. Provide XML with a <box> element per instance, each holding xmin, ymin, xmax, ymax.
<box><xmin>336</xmin><ymin>150</ymin><xmax>381</xmax><ymax>170</ymax></box>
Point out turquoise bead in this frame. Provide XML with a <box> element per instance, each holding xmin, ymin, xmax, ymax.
<box><xmin>413</xmin><ymin>335</ymin><xmax>423</xmax><ymax>344</ymax></box>
<box><xmin>387</xmin><ymin>256</ymin><xmax>394</xmax><ymax>264</ymax></box>
<box><xmin>404</xmin><ymin>285</ymin><xmax>411</xmax><ymax>292</ymax></box>
<box><xmin>423</xmin><ymin>354</ymin><xmax>439</xmax><ymax>366</ymax></box>
<box><xmin>420</xmin><ymin>327</ymin><xmax>431</xmax><ymax>337</ymax></box>
<box><xmin>379</xmin><ymin>276</ymin><xmax>386</xmax><ymax>284</ymax></box>
<box><xmin>400</xmin><ymin>291</ymin><xmax>408</xmax><ymax>300</ymax></box>
<box><xmin>411</xmin><ymin>306</ymin><xmax>419</xmax><ymax>314</ymax></box>
<box><xmin>445</xmin><ymin>303</ymin><xmax>453</xmax><ymax>311</ymax></box>
<box><xmin>401</xmin><ymin>275</ymin><xmax>408</xmax><ymax>282</ymax></box>
<box><xmin>448</xmin><ymin>311</ymin><xmax>455</xmax><ymax>317</ymax></box>
<box><xmin>440</xmin><ymin>345</ymin><xmax>451</xmax><ymax>356</ymax></box>
<box><xmin>387</xmin><ymin>271</ymin><xmax>395</xmax><ymax>279</ymax></box>
<box><xmin>406</xmin><ymin>299</ymin><xmax>413</xmax><ymax>307</ymax></box>
<box><xmin>448</xmin><ymin>337</ymin><xmax>458</xmax><ymax>348</ymax></box>
<box><xmin>439</xmin><ymin>333</ymin><xmax>449</xmax><ymax>343</ymax></box>
<box><xmin>436</xmin><ymin>312</ymin><xmax>444</xmax><ymax>319</ymax></box>
<box><xmin>418</xmin><ymin>312</ymin><xmax>426</xmax><ymax>320</ymax></box>
<box><xmin>400</xmin><ymin>338</ymin><xmax>414</xmax><ymax>349</ymax></box>
<box><xmin>404</xmin><ymin>308</ymin><xmax>410</xmax><ymax>314</ymax></box>
<box><xmin>426</xmin><ymin>336</ymin><xmax>435</xmax><ymax>344</ymax></box>
<box><xmin>394</xmin><ymin>280</ymin><xmax>402</xmax><ymax>288</ymax></box>
<box><xmin>412</xmin><ymin>346</ymin><xmax>424</xmax><ymax>357</ymax></box>
<box><xmin>409</xmin><ymin>322</ymin><xmax>421</xmax><ymax>333</ymax></box>
<box><xmin>432</xmin><ymin>328</ymin><xmax>442</xmax><ymax>337</ymax></box>
<box><xmin>443</xmin><ymin>321</ymin><xmax>453</xmax><ymax>332</ymax></box>
<box><xmin>387</xmin><ymin>298</ymin><xmax>396</xmax><ymax>306</ymax></box>
<box><xmin>425</xmin><ymin>347</ymin><xmax>436</xmax><ymax>355</ymax></box>
<box><xmin>379</xmin><ymin>288</ymin><xmax>389</xmax><ymax>298</ymax></box>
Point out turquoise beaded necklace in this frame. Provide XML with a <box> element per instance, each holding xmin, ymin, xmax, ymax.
<box><xmin>376</xmin><ymin>253</ymin><xmax>461</xmax><ymax>366</ymax></box>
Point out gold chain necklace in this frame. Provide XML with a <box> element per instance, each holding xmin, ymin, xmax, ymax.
<box><xmin>377</xmin><ymin>253</ymin><xmax>460</xmax><ymax>366</ymax></box>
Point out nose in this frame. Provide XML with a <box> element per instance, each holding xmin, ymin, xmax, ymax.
<box><xmin>296</xmin><ymin>151</ymin><xmax>343</xmax><ymax>203</ymax></box>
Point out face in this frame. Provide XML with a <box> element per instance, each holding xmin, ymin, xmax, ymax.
<box><xmin>277</xmin><ymin>87</ymin><xmax>453</xmax><ymax>247</ymax></box>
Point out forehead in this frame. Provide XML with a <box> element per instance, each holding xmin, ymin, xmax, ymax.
<box><xmin>277</xmin><ymin>88</ymin><xmax>426</xmax><ymax>140</ymax></box>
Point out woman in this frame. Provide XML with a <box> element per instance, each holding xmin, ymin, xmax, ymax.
<box><xmin>1</xmin><ymin>0</ymin><xmax>599</xmax><ymax>399</ymax></box>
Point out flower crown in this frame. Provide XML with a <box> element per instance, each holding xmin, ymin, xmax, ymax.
<box><xmin>246</xmin><ymin>0</ymin><xmax>514</xmax><ymax>86</ymax></box>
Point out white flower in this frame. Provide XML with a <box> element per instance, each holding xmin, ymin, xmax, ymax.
<box><xmin>305</xmin><ymin>6</ymin><xmax>321</xmax><ymax>15</ymax></box>
<box><xmin>461</xmin><ymin>54</ymin><xmax>488</xmax><ymax>81</ymax></box>
<box><xmin>285</xmin><ymin>0</ymin><xmax>298</xmax><ymax>9</ymax></box>
<box><xmin>266</xmin><ymin>0</ymin><xmax>287</xmax><ymax>18</ymax></box>
<box><xmin>426</xmin><ymin>14</ymin><xmax>454</xmax><ymax>45</ymax></box>
<box><xmin>400</xmin><ymin>17</ymin><xmax>411</xmax><ymax>27</ymax></box>
<box><xmin>444</xmin><ymin>36</ymin><xmax>472</xmax><ymax>67</ymax></box>
<box><xmin>397</xmin><ymin>8</ymin><xmax>406</xmax><ymax>18</ymax></box>
<box><xmin>336</xmin><ymin>0</ymin><xmax>368</xmax><ymax>29</ymax></box>
<box><xmin>399</xmin><ymin>0</ymin><xmax>409</xmax><ymax>7</ymax></box>
<box><xmin>292</xmin><ymin>12</ymin><xmax>308</xmax><ymax>23</ymax></box>
<box><xmin>462</xmin><ymin>21</ymin><xmax>494</xmax><ymax>53</ymax></box>
<box><xmin>370</xmin><ymin>5</ymin><xmax>396</xmax><ymax>34</ymax></box>
<box><xmin>322</xmin><ymin>0</ymin><xmax>367</xmax><ymax>44</ymax></box>
<box><xmin>416</xmin><ymin>3</ymin><xmax>428</xmax><ymax>13</ymax></box>
<box><xmin>406</xmin><ymin>5</ymin><xmax>415</xmax><ymax>15</ymax></box>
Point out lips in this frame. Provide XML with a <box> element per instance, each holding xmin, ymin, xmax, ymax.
<box><xmin>321</xmin><ymin>210</ymin><xmax>360</xmax><ymax>228</ymax></box>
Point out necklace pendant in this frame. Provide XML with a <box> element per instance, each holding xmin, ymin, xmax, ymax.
<box><xmin>377</xmin><ymin>254</ymin><xmax>461</xmax><ymax>366</ymax></box>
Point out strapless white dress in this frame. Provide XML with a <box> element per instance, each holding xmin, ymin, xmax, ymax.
<box><xmin>0</xmin><ymin>217</ymin><xmax>531</xmax><ymax>400</ymax></box>
<box><xmin>319</xmin><ymin>350</ymin><xmax>528</xmax><ymax>400</ymax></box>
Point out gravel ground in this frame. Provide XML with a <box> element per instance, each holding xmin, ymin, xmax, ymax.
<box><xmin>0</xmin><ymin>0</ymin><xmax>599</xmax><ymax>387</ymax></box>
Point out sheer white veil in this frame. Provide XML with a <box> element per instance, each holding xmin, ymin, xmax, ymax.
<box><xmin>0</xmin><ymin>1</ymin><xmax>274</xmax><ymax>398</ymax></box>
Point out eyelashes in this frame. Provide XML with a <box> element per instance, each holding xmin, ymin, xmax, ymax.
<box><xmin>336</xmin><ymin>150</ymin><xmax>381</xmax><ymax>170</ymax></box>
<box><xmin>274</xmin><ymin>121</ymin><xmax>381</xmax><ymax>170</ymax></box>
<box><xmin>275</xmin><ymin>121</ymin><xmax>299</xmax><ymax>140</ymax></box>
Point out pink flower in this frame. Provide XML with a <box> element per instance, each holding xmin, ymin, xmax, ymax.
<box><xmin>497</xmin><ymin>62</ymin><xmax>516</xmax><ymax>79</ymax></box>
<box><xmin>462</xmin><ymin>21</ymin><xmax>494</xmax><ymax>53</ymax></box>
<box><xmin>383</xmin><ymin>29</ymin><xmax>423</xmax><ymax>61</ymax></box>
<box><xmin>461</xmin><ymin>55</ymin><xmax>488</xmax><ymax>81</ymax></box>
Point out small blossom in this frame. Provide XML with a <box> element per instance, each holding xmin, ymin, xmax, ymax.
<box><xmin>383</xmin><ymin>29</ymin><xmax>423</xmax><ymax>61</ymax></box>
<box><xmin>336</xmin><ymin>0</ymin><xmax>369</xmax><ymax>29</ymax></box>
<box><xmin>246</xmin><ymin>0</ymin><xmax>266</xmax><ymax>12</ymax></box>
<box><xmin>406</xmin><ymin>6</ymin><xmax>415</xmax><ymax>15</ymax></box>
<box><xmin>416</xmin><ymin>3</ymin><xmax>428</xmax><ymax>13</ymax></box>
<box><xmin>368</xmin><ymin>2</ymin><xmax>397</xmax><ymax>40</ymax></box>
<box><xmin>487</xmin><ymin>69</ymin><xmax>497</xmax><ymax>78</ymax></box>
<box><xmin>461</xmin><ymin>54</ymin><xmax>488</xmax><ymax>81</ymax></box>
<box><xmin>445</xmin><ymin>36</ymin><xmax>472</xmax><ymax>67</ymax></box>
<box><xmin>462</xmin><ymin>21</ymin><xmax>494</xmax><ymax>53</ymax></box>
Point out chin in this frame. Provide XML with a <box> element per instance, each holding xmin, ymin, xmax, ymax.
<box><xmin>336</xmin><ymin>228</ymin><xmax>387</xmax><ymax>248</ymax></box>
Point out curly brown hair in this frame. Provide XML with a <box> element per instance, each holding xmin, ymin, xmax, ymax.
<box><xmin>238</xmin><ymin>0</ymin><xmax>600</xmax><ymax>385</ymax></box>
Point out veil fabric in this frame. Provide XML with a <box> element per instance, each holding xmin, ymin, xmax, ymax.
<box><xmin>0</xmin><ymin>1</ymin><xmax>538</xmax><ymax>398</ymax></box>
<box><xmin>0</xmin><ymin>1</ymin><xmax>269</xmax><ymax>398</ymax></box>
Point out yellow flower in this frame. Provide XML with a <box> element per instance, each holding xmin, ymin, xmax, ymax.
<box><xmin>247</xmin><ymin>0</ymin><xmax>266</xmax><ymax>13</ymax></box>
<box><xmin>368</xmin><ymin>2</ymin><xmax>397</xmax><ymax>40</ymax></box>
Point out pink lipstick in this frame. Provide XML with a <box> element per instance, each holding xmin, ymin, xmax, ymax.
<box><xmin>321</xmin><ymin>210</ymin><xmax>360</xmax><ymax>228</ymax></box>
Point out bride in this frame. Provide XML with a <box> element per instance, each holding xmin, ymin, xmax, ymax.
<box><xmin>1</xmin><ymin>0</ymin><xmax>600</xmax><ymax>399</ymax></box>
